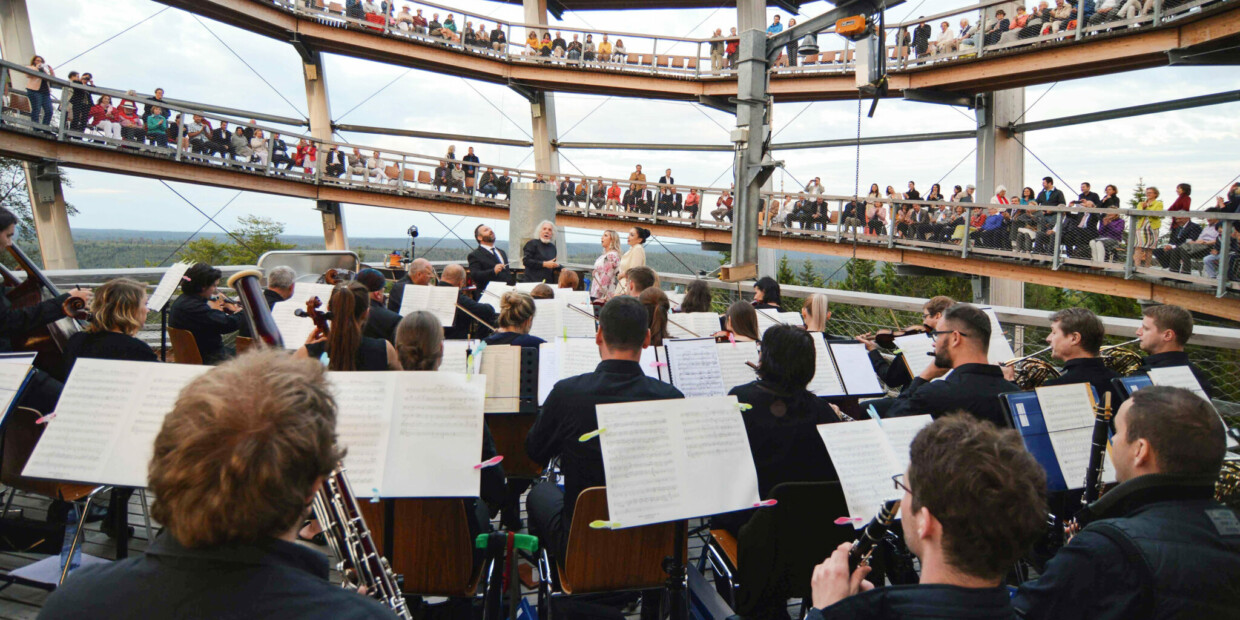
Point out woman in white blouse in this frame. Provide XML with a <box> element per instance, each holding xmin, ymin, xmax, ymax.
<box><xmin>590</xmin><ymin>230</ymin><xmax>622</xmax><ymax>302</ymax></box>
<box><xmin>616</xmin><ymin>225</ymin><xmax>649</xmax><ymax>294</ymax></box>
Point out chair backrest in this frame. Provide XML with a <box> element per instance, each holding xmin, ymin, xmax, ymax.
<box><xmin>466</xmin><ymin>176</ymin><xmax>476</xmax><ymax>189</ymax></box>
<box><xmin>7</xmin><ymin>93</ymin><xmax>32</xmax><ymax>114</ymax></box>
<box><xmin>734</xmin><ymin>481</ymin><xmax>855</xmax><ymax>614</ymax></box>
<box><xmin>561</xmin><ymin>487</ymin><xmax>684</xmax><ymax>594</ymax></box>
<box><xmin>1</xmin><ymin>407</ymin><xmax>98</xmax><ymax>502</ymax></box>
<box><xmin>235</xmin><ymin>336</ymin><xmax>255</xmax><ymax>354</ymax></box>
<box><xmin>626</xmin><ymin>53</ymin><xmax>640</xmax><ymax>64</ymax></box>
<box><xmin>801</xmin><ymin>52</ymin><xmax>819</xmax><ymax>65</ymax></box>
<box><xmin>686</xmin><ymin>57</ymin><xmax>699</xmax><ymax>69</ymax></box>
<box><xmin>167</xmin><ymin>327</ymin><xmax>203</xmax><ymax>365</ymax></box>
<box><xmin>385</xmin><ymin>165</ymin><xmax>400</xmax><ymax>178</ymax></box>
<box><xmin>329</xmin><ymin>2</ymin><xmax>344</xmax><ymax>13</ymax></box>
<box><xmin>358</xmin><ymin>498</ymin><xmax>480</xmax><ymax>597</ymax></box>
<box><xmin>417</xmin><ymin>170</ymin><xmax>432</xmax><ymax>184</ymax></box>
<box><xmin>403</xmin><ymin>168</ymin><xmax>416</xmax><ymax>182</ymax></box>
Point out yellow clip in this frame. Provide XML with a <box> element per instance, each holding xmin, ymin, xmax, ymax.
<box><xmin>579</xmin><ymin>428</ymin><xmax>606</xmax><ymax>442</ymax></box>
<box><xmin>738</xmin><ymin>403</ymin><xmax>753</xmax><ymax>412</ymax></box>
<box><xmin>589</xmin><ymin>520</ymin><xmax>621</xmax><ymax>530</ymax></box>
<box><xmin>893</xmin><ymin>349</ymin><xmax>904</xmax><ymax>355</ymax></box>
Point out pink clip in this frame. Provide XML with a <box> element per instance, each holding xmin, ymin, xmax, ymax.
<box><xmin>753</xmin><ymin>499</ymin><xmax>778</xmax><ymax>508</ymax></box>
<box><xmin>35</xmin><ymin>412</ymin><xmax>56</xmax><ymax>424</ymax></box>
<box><xmin>727</xmin><ymin>332</ymin><xmax>736</xmax><ymax>345</ymax></box>
<box><xmin>834</xmin><ymin>516</ymin><xmax>864</xmax><ymax>526</ymax></box>
<box><xmin>474</xmin><ymin>455</ymin><xmax>504</xmax><ymax>470</ymax></box>
<box><xmin>181</xmin><ymin>275</ymin><xmax>192</xmax><ymax>282</ymax></box>
<box><xmin>650</xmin><ymin>361</ymin><xmax>668</xmax><ymax>368</ymax></box>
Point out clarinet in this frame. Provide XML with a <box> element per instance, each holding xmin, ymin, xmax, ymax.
<box><xmin>1065</xmin><ymin>392</ymin><xmax>1114</xmax><ymax>541</ymax></box>
<box><xmin>849</xmin><ymin>499</ymin><xmax>902</xmax><ymax>570</ymax></box>
<box><xmin>313</xmin><ymin>465</ymin><xmax>412</xmax><ymax>619</ymax></box>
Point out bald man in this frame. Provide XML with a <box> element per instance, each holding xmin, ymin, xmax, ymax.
<box><xmin>387</xmin><ymin>258</ymin><xmax>436</xmax><ymax>313</ymax></box>
<box><xmin>439</xmin><ymin>264</ymin><xmax>496</xmax><ymax>339</ymax></box>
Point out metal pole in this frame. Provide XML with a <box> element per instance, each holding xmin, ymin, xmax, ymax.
<box><xmin>1123</xmin><ymin>213</ymin><xmax>1138</xmax><ymax>279</ymax></box>
<box><xmin>887</xmin><ymin>204</ymin><xmax>896</xmax><ymax>248</ymax></box>
<box><xmin>962</xmin><ymin>206</ymin><xmax>973</xmax><ymax>259</ymax></box>
<box><xmin>1052</xmin><ymin>211</ymin><xmax>1064</xmax><ymax>270</ymax></box>
<box><xmin>1074</xmin><ymin>1</ymin><xmax>1084</xmax><ymax>40</ymax></box>
<box><xmin>174</xmin><ymin>113</ymin><xmax>185</xmax><ymax>162</ymax></box>
<box><xmin>264</xmin><ymin>136</ymin><xmax>274</xmax><ymax>175</ymax></box>
<box><xmin>56</xmin><ymin>85</ymin><xmax>68</xmax><ymax>141</ymax></box>
<box><xmin>1153</xmin><ymin>0</ymin><xmax>1164</xmax><ymax>25</ymax></box>
<box><xmin>1218</xmin><ymin>220</ymin><xmax>1233</xmax><ymax>297</ymax></box>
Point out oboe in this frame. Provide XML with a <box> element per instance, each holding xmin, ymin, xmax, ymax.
<box><xmin>849</xmin><ymin>499</ymin><xmax>902</xmax><ymax>571</ymax></box>
<box><xmin>1065</xmin><ymin>391</ymin><xmax>1114</xmax><ymax>541</ymax></box>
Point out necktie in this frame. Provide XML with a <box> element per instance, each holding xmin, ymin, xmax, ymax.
<box><xmin>493</xmin><ymin>248</ymin><xmax>503</xmax><ymax>266</ymax></box>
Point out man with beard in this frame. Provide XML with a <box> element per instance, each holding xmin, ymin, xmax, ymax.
<box><xmin>881</xmin><ymin>303</ymin><xmax>1018</xmax><ymax>428</ymax></box>
<box><xmin>468</xmin><ymin>224</ymin><xmax>513</xmax><ymax>294</ymax></box>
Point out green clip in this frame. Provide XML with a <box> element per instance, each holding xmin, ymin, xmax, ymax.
<box><xmin>589</xmin><ymin>520</ymin><xmax>621</xmax><ymax>530</ymax></box>
<box><xmin>475</xmin><ymin>533</ymin><xmax>540</xmax><ymax>552</ymax></box>
<box><xmin>738</xmin><ymin>403</ymin><xmax>753</xmax><ymax>412</ymax></box>
<box><xmin>579</xmin><ymin>428</ymin><xmax>605</xmax><ymax>442</ymax></box>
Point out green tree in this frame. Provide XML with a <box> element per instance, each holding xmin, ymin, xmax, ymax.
<box><xmin>179</xmin><ymin>215</ymin><xmax>296</xmax><ymax>265</ymax></box>
<box><xmin>838</xmin><ymin>258</ymin><xmax>877</xmax><ymax>291</ymax></box>
<box><xmin>797</xmin><ymin>258</ymin><xmax>824</xmax><ymax>288</ymax></box>
<box><xmin>776</xmin><ymin>254</ymin><xmax>796</xmax><ymax>284</ymax></box>
<box><xmin>1128</xmin><ymin>178</ymin><xmax>1147</xmax><ymax>208</ymax></box>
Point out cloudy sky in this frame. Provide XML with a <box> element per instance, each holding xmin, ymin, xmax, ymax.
<box><xmin>20</xmin><ymin>0</ymin><xmax>1240</xmax><ymax>248</ymax></box>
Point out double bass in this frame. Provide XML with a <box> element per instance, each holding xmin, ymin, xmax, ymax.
<box><xmin>0</xmin><ymin>242</ymin><xmax>84</xmax><ymax>375</ymax></box>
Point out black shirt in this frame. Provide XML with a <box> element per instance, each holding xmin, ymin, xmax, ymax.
<box><xmin>40</xmin><ymin>534</ymin><xmax>396</xmax><ymax>620</ymax></box>
<box><xmin>62</xmin><ymin>330</ymin><xmax>157</xmax><ymax>378</ymax></box>
<box><xmin>483</xmin><ymin>331</ymin><xmax>544</xmax><ymax>348</ymax></box>
<box><xmin>1140</xmin><ymin>351</ymin><xmax>1214</xmax><ymax>400</ymax></box>
<box><xmin>364</xmin><ymin>299</ymin><xmax>401</xmax><ymax>343</ymax></box>
<box><xmin>386</xmin><ymin>275</ymin><xmax>413</xmax><ymax>313</ymax></box>
<box><xmin>445</xmin><ymin>283</ymin><xmax>496</xmax><ymax>340</ymax></box>
<box><xmin>1043</xmin><ymin>357</ymin><xmax>1121</xmax><ymax>406</ymax></box>
<box><xmin>468</xmin><ymin>245</ymin><xmax>511</xmax><ymax>293</ymax></box>
<box><xmin>305</xmin><ymin>336</ymin><xmax>389</xmax><ymax>371</ymax></box>
<box><xmin>521</xmin><ymin>239</ymin><xmax>558</xmax><ymax>283</ymax></box>
<box><xmin>526</xmin><ymin>359</ymin><xmax>684</xmax><ymax>525</ymax></box>
<box><xmin>168</xmin><ymin>293</ymin><xmax>243</xmax><ymax>364</ymax></box>
<box><xmin>808</xmin><ymin>584</ymin><xmax>1016</xmax><ymax>620</ymax></box>
<box><xmin>884</xmin><ymin>363</ymin><xmax>1018</xmax><ymax>428</ymax></box>
<box><xmin>752</xmin><ymin>301</ymin><xmax>781</xmax><ymax>311</ymax></box>
<box><xmin>0</xmin><ymin>287</ymin><xmax>67</xmax><ymax>353</ymax></box>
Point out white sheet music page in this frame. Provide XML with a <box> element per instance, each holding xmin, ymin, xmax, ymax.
<box><xmin>668</xmin><ymin>313</ymin><xmax>720</xmax><ymax>340</ymax></box>
<box><xmin>514</xmin><ymin>282</ymin><xmax>544</xmax><ymax>295</ymax></box>
<box><xmin>558</xmin><ymin>290</ymin><xmax>592</xmax><ymax>307</ymax></box>
<box><xmin>830</xmin><ymin>342</ymin><xmax>884</xmax><ymax>396</ymax></box>
<box><xmin>640</xmin><ymin>345</ymin><xmax>666</xmax><ymax>381</ymax></box>
<box><xmin>272</xmin><ymin>282</ymin><xmax>336</xmax><ymax>350</ymax></box>
<box><xmin>385</xmin><ymin>372</ymin><xmax>485</xmax><ymax>497</ymax></box>
<box><xmin>480</xmin><ymin>345</ymin><xmax>521</xmax><ymax>413</ymax></box>
<box><xmin>817</xmin><ymin>419</ymin><xmax>903</xmax><ymax>524</ymax></box>
<box><xmin>665</xmin><ymin>338</ymin><xmax>726</xmax><ymax>397</ymax></box>
<box><xmin>398</xmin><ymin>284</ymin><xmax>458</xmax><ymax>325</ymax></box>
<box><xmin>560</xmin><ymin>338</ymin><xmax>602</xmax><ymax>379</ymax></box>
<box><xmin>537</xmin><ymin>342</ymin><xmax>561</xmax><ymax>406</ymax></box>
<box><xmin>439</xmin><ymin>340</ymin><xmax>473</xmax><ymax>375</ymax></box>
<box><xmin>756</xmin><ymin>309</ymin><xmax>782</xmax><ymax>335</ymax></box>
<box><xmin>147</xmin><ymin>262</ymin><xmax>191</xmax><ymax>312</ymax></box>
<box><xmin>330</xmin><ymin>372</ymin><xmax>398</xmax><ymax>497</ymax></box>
<box><xmin>0</xmin><ymin>361</ymin><xmax>31</xmax><ymax>424</ymax></box>
<box><xmin>981</xmin><ymin>308</ymin><xmax>1016</xmax><ymax>364</ymax></box>
<box><xmin>23</xmin><ymin>360</ymin><xmax>209</xmax><ymax>487</ymax></box>
<box><xmin>777</xmin><ymin>312</ymin><xmax>804</xmax><ymax>327</ymax></box>
<box><xmin>807</xmin><ymin>335</ymin><xmax>846</xmax><ymax>397</ymax></box>
<box><xmin>529</xmin><ymin>299</ymin><xmax>562</xmax><ymax>343</ymax></box>
<box><xmin>1035</xmin><ymin>383</ymin><xmax>1116</xmax><ymax>488</ymax></box>
<box><xmin>1147</xmin><ymin>366</ymin><xmax>1209</xmax><ymax>402</ymax></box>
<box><xmin>481</xmin><ymin>282</ymin><xmax>513</xmax><ymax>311</ymax></box>
<box><xmin>562</xmin><ymin>304</ymin><xmax>597</xmax><ymax>339</ymax></box>
<box><xmin>879</xmin><ymin>415</ymin><xmax>933</xmax><ymax>473</ymax></box>
<box><xmin>893</xmin><ymin>333</ymin><xmax>936</xmax><ymax>379</ymax></box>
<box><xmin>716</xmin><ymin>341</ymin><xmax>758</xmax><ymax>392</ymax></box>
<box><xmin>597</xmin><ymin>396</ymin><xmax>759</xmax><ymax>528</ymax></box>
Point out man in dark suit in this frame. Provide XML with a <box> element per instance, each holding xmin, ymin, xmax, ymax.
<box><xmin>356</xmin><ymin>269</ymin><xmax>400</xmax><ymax>343</ymax></box>
<box><xmin>439</xmin><ymin>264</ymin><xmax>495</xmax><ymax>340</ymax></box>
<box><xmin>323</xmin><ymin>145</ymin><xmax>346</xmax><ymax>178</ymax></box>
<box><xmin>526</xmin><ymin>297</ymin><xmax>684</xmax><ymax>563</ymax></box>
<box><xmin>1136</xmin><ymin>304</ymin><xmax>1213</xmax><ymax>399</ymax></box>
<box><xmin>1068</xmin><ymin>182</ymin><xmax>1104</xmax><ymax>258</ymax></box>
<box><xmin>657</xmin><ymin>169</ymin><xmax>682</xmax><ymax>217</ymax></box>
<box><xmin>467</xmin><ymin>224</ymin><xmax>513</xmax><ymax>295</ymax></box>
<box><xmin>1005</xmin><ymin>307</ymin><xmax>1120</xmax><ymax>405</ymax></box>
<box><xmin>386</xmin><ymin>258</ymin><xmax>435</xmax><ymax>313</ymax></box>
<box><xmin>556</xmin><ymin>178</ymin><xmax>575</xmax><ymax>207</ymax></box>
<box><xmin>208</xmin><ymin>120</ymin><xmax>232</xmax><ymax>160</ymax></box>
<box><xmin>880</xmin><ymin>303</ymin><xmax>1019</xmax><ymax>428</ymax></box>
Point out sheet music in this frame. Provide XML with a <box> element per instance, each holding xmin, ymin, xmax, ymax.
<box><xmin>777</xmin><ymin>312</ymin><xmax>804</xmax><ymax>327</ymax></box>
<box><xmin>640</xmin><ymin>345</ymin><xmax>666</xmax><ymax>381</ymax></box>
<box><xmin>755</xmin><ymin>309</ymin><xmax>782</xmax><ymax>335</ymax></box>
<box><xmin>529</xmin><ymin>299</ymin><xmax>561</xmax><ymax>343</ymax></box>
<box><xmin>817</xmin><ymin>419</ymin><xmax>903</xmax><ymax>524</ymax></box>
<box><xmin>384</xmin><ymin>372</ymin><xmax>485</xmax><ymax>497</ymax></box>
<box><xmin>558</xmin><ymin>289</ymin><xmax>591</xmax><ymax>307</ymax></box>
<box><xmin>1147</xmin><ymin>366</ymin><xmax>1210</xmax><ymax>402</ymax></box>
<box><xmin>271</xmin><ymin>282</ymin><xmax>336</xmax><ymax>350</ymax></box>
<box><xmin>831</xmin><ymin>342</ymin><xmax>884</xmax><ymax>396</ymax></box>
<box><xmin>0</xmin><ymin>361</ymin><xmax>31</xmax><ymax>425</ymax></box>
<box><xmin>439</xmin><ymin>340</ymin><xmax>473</xmax><ymax>374</ymax></box>
<box><xmin>667</xmin><ymin>291</ymin><xmax>685</xmax><ymax>310</ymax></box>
<box><xmin>716</xmin><ymin>341</ymin><xmax>759</xmax><ymax>392</ymax></box>
<box><xmin>665</xmin><ymin>338</ymin><xmax>726</xmax><ymax>398</ymax></box>
<box><xmin>330</xmin><ymin>372</ymin><xmax>398</xmax><ymax>495</ymax></box>
<box><xmin>479</xmin><ymin>345</ymin><xmax>521</xmax><ymax>413</ymax></box>
<box><xmin>597</xmin><ymin>396</ymin><xmax>759</xmax><ymax>528</ymax></box>
<box><xmin>894</xmin><ymin>333</ymin><xmax>936</xmax><ymax>378</ymax></box>
<box><xmin>481</xmin><ymin>282</ymin><xmax>513</xmax><ymax>311</ymax></box>
<box><xmin>23</xmin><ymin>360</ymin><xmax>210</xmax><ymax>487</ymax></box>
<box><xmin>514</xmin><ymin>282</ymin><xmax>543</xmax><ymax>294</ymax></box>
<box><xmin>879</xmin><ymin>415</ymin><xmax>933</xmax><ymax>472</ymax></box>
<box><xmin>1035</xmin><ymin>383</ymin><xmax>1117</xmax><ymax>488</ymax></box>
<box><xmin>0</xmin><ymin>352</ymin><xmax>36</xmax><ymax>364</ymax></box>
<box><xmin>807</xmin><ymin>335</ymin><xmax>846</xmax><ymax>397</ymax></box>
<box><xmin>398</xmin><ymin>284</ymin><xmax>459</xmax><ymax>325</ymax></box>
<box><xmin>981</xmin><ymin>307</ymin><xmax>1016</xmax><ymax>364</ymax></box>
<box><xmin>668</xmin><ymin>313</ymin><xmax>721</xmax><ymax>340</ymax></box>
<box><xmin>537</xmin><ymin>339</ymin><xmax>606</xmax><ymax>405</ymax></box>
<box><xmin>537</xmin><ymin>342</ymin><xmax>560</xmax><ymax>406</ymax></box>
<box><xmin>147</xmin><ymin>262</ymin><xmax>191</xmax><ymax>312</ymax></box>
<box><xmin>563</xmin><ymin>304</ymin><xmax>597</xmax><ymax>339</ymax></box>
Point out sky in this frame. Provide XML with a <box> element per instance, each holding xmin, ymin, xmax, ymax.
<box><xmin>19</xmin><ymin>0</ymin><xmax>1240</xmax><ymax>248</ymax></box>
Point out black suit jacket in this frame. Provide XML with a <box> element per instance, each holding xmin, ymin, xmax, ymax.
<box><xmin>468</xmin><ymin>245</ymin><xmax>511</xmax><ymax>293</ymax></box>
<box><xmin>440</xmin><ymin>281</ymin><xmax>496</xmax><ymax>340</ymax></box>
<box><xmin>1044</xmin><ymin>356</ymin><xmax>1121</xmax><ymax>406</ymax></box>
<box><xmin>364</xmin><ymin>299</ymin><xmax>401</xmax><ymax>343</ymax></box>
<box><xmin>1037</xmin><ymin>188</ymin><xmax>1066</xmax><ymax>207</ymax></box>
<box><xmin>883</xmin><ymin>363</ymin><xmax>1019</xmax><ymax>429</ymax></box>
<box><xmin>169</xmin><ymin>293</ymin><xmax>243</xmax><ymax>364</ymax></box>
<box><xmin>386</xmin><ymin>275</ymin><xmax>412</xmax><ymax>313</ymax></box>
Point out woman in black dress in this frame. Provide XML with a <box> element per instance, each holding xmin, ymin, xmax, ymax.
<box><xmin>294</xmin><ymin>281</ymin><xmax>399</xmax><ymax>371</ymax></box>
<box><xmin>482</xmin><ymin>291</ymin><xmax>546</xmax><ymax>348</ymax></box>
<box><xmin>62</xmin><ymin>277</ymin><xmax>157</xmax><ymax>375</ymax></box>
<box><xmin>751</xmin><ymin>276</ymin><xmax>782</xmax><ymax>311</ymax></box>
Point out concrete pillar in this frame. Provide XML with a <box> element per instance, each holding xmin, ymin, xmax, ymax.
<box><xmin>977</xmin><ymin>88</ymin><xmax>1026</xmax><ymax>349</ymax></box>
<box><xmin>524</xmin><ymin>0</ymin><xmax>560</xmax><ymax>177</ymax></box>
<box><xmin>727</xmin><ymin>0</ymin><xmax>769</xmax><ymax>280</ymax></box>
<box><xmin>302</xmin><ymin>49</ymin><xmax>347</xmax><ymax>251</ymax></box>
<box><xmin>0</xmin><ymin>0</ymin><xmax>79</xmax><ymax>269</ymax></box>
<box><xmin>509</xmin><ymin>182</ymin><xmax>558</xmax><ymax>269</ymax></box>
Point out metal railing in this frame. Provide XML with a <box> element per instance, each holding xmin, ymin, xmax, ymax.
<box><xmin>2</xmin><ymin>60</ymin><xmax>1238</xmax><ymax>299</ymax></box>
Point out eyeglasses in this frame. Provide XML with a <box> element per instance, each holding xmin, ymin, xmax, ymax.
<box><xmin>892</xmin><ymin>473</ymin><xmax>912</xmax><ymax>496</ymax></box>
<box><xmin>928</xmin><ymin>329</ymin><xmax>973</xmax><ymax>340</ymax></box>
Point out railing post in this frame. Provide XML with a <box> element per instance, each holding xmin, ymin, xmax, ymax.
<box><xmin>887</xmin><ymin>207</ymin><xmax>897</xmax><ymax>248</ymax></box>
<box><xmin>264</xmin><ymin>136</ymin><xmax>274</xmax><ymax>175</ymax></box>
<box><xmin>1074</xmin><ymin>2</ymin><xmax>1085</xmax><ymax>40</ymax></box>
<box><xmin>835</xmin><ymin>200</ymin><xmax>845</xmax><ymax>243</ymax></box>
<box><xmin>978</xmin><ymin>13</ymin><xmax>987</xmax><ymax>57</ymax></box>
<box><xmin>1153</xmin><ymin>0</ymin><xmax>1164</xmax><ymax>25</ymax></box>
<box><xmin>696</xmin><ymin>41</ymin><xmax>703</xmax><ymax>77</ymax></box>
<box><xmin>314</xmin><ymin>140</ymin><xmax>324</xmax><ymax>184</ymax></box>
<box><xmin>399</xmin><ymin>154</ymin><xmax>407</xmax><ymax>193</ymax></box>
<box><xmin>174</xmin><ymin>113</ymin><xmax>185</xmax><ymax>162</ymax></box>
<box><xmin>1052</xmin><ymin>211</ymin><xmax>1065</xmax><ymax>269</ymax></box>
<box><xmin>1123</xmin><ymin>213</ymin><xmax>1138</xmax><ymax>279</ymax></box>
<box><xmin>1218</xmin><ymin>220</ymin><xmax>1233</xmax><ymax>297</ymax></box>
<box><xmin>962</xmin><ymin>206</ymin><xmax>973</xmax><ymax>259</ymax></box>
<box><xmin>56</xmin><ymin>89</ymin><xmax>69</xmax><ymax>141</ymax></box>
<box><xmin>651</xmin><ymin>37</ymin><xmax>659</xmax><ymax>74</ymax></box>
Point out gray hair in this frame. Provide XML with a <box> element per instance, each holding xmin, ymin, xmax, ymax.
<box><xmin>538</xmin><ymin>220</ymin><xmax>556</xmax><ymax>232</ymax></box>
<box><xmin>267</xmin><ymin>266</ymin><xmax>296</xmax><ymax>290</ymax></box>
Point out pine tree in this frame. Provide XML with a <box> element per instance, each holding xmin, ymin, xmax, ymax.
<box><xmin>798</xmin><ymin>258</ymin><xmax>824</xmax><ymax>288</ymax></box>
<box><xmin>776</xmin><ymin>254</ymin><xmax>796</xmax><ymax>284</ymax></box>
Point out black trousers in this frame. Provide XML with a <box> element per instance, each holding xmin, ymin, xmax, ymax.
<box><xmin>527</xmin><ymin>480</ymin><xmax>568</xmax><ymax>564</ymax></box>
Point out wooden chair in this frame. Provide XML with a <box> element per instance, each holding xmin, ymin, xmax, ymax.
<box><xmin>417</xmin><ymin>170</ymin><xmax>432</xmax><ymax>186</ymax></box>
<box><xmin>685</xmin><ymin>57</ymin><xmax>699</xmax><ymax>71</ymax></box>
<box><xmin>800</xmin><ymin>52</ymin><xmax>819</xmax><ymax>65</ymax></box>
<box><xmin>328</xmin><ymin>2</ymin><xmax>344</xmax><ymax>14</ymax></box>
<box><xmin>539</xmin><ymin>487</ymin><xmax>686</xmax><ymax>617</ymax></box>
<box><xmin>655</xmin><ymin>55</ymin><xmax>670</xmax><ymax>68</ymax></box>
<box><xmin>358</xmin><ymin>498</ymin><xmax>484</xmax><ymax>597</ymax></box>
<box><xmin>626</xmin><ymin>53</ymin><xmax>640</xmax><ymax>64</ymax></box>
<box><xmin>235</xmin><ymin>336</ymin><xmax>254</xmax><ymax>354</ymax></box>
<box><xmin>5</xmin><ymin>92</ymin><xmax>32</xmax><ymax>116</ymax></box>
<box><xmin>403</xmin><ymin>168</ymin><xmax>416</xmax><ymax>184</ymax></box>
<box><xmin>486</xmin><ymin>414</ymin><xmax>542</xmax><ymax>478</ymax></box>
<box><xmin>465</xmin><ymin>176</ymin><xmax>477</xmax><ymax>192</ymax></box>
<box><xmin>384</xmin><ymin>164</ymin><xmax>400</xmax><ymax>181</ymax></box>
<box><xmin>639</xmin><ymin>54</ymin><xmax>653</xmax><ymax>66</ymax></box>
<box><xmin>167</xmin><ymin>327</ymin><xmax>203</xmax><ymax>365</ymax></box>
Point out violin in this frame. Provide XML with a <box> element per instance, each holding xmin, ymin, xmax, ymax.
<box><xmin>320</xmin><ymin>268</ymin><xmax>356</xmax><ymax>286</ymax></box>
<box><xmin>294</xmin><ymin>296</ymin><xmax>332</xmax><ymax>338</ymax></box>
<box><xmin>209</xmin><ymin>294</ymin><xmax>242</xmax><ymax>315</ymax></box>
<box><xmin>866</xmin><ymin>324</ymin><xmax>931</xmax><ymax>349</ymax></box>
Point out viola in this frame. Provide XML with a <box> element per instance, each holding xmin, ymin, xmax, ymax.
<box><xmin>295</xmin><ymin>296</ymin><xmax>332</xmax><ymax>338</ymax></box>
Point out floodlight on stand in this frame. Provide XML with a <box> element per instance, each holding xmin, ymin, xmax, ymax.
<box><xmin>798</xmin><ymin>33</ymin><xmax>820</xmax><ymax>55</ymax></box>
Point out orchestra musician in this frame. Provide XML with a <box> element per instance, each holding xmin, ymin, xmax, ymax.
<box><xmin>294</xmin><ymin>282</ymin><xmax>400</xmax><ymax>371</ymax></box>
<box><xmin>713</xmin><ymin>325</ymin><xmax>846</xmax><ymax>538</ymax></box>
<box><xmin>530</xmin><ymin>284</ymin><xmax>554</xmax><ymax>299</ymax></box>
<box><xmin>809</xmin><ymin>414</ymin><xmax>1048</xmax><ymax>620</ymax></box>
<box><xmin>394</xmin><ymin>311</ymin><xmax>506</xmax><ymax>546</ymax></box>
<box><xmin>751</xmin><ymin>276</ymin><xmax>782</xmax><ymax>311</ymax></box>
<box><xmin>801</xmin><ymin>293</ymin><xmax>848</xmax><ymax>341</ymax></box>
<box><xmin>717</xmin><ymin>301</ymin><xmax>760</xmax><ymax>342</ymax></box>
<box><xmin>355</xmin><ymin>269</ymin><xmax>401</xmax><ymax>344</ymax></box>
<box><xmin>521</xmin><ymin>220</ymin><xmax>560</xmax><ymax>284</ymax></box>
<box><xmin>679</xmin><ymin>279</ymin><xmax>712</xmax><ymax>313</ymax></box>
<box><xmin>39</xmin><ymin>351</ymin><xmax>396</xmax><ymax>619</ymax></box>
<box><xmin>858</xmin><ymin>296</ymin><xmax>954</xmax><ymax>392</ymax></box>
<box><xmin>638</xmin><ymin>287</ymin><xmax>670</xmax><ymax>346</ymax></box>
<box><xmin>557</xmin><ymin>269</ymin><xmax>580</xmax><ymax>291</ymax></box>
<box><xmin>1004</xmin><ymin>307</ymin><xmax>1120</xmax><ymax>404</ymax></box>
<box><xmin>483</xmin><ymin>291</ymin><xmax>544</xmax><ymax>348</ymax></box>
<box><xmin>238</xmin><ymin>266</ymin><xmax>295</xmax><ymax>339</ymax></box>
<box><xmin>525</xmin><ymin>296</ymin><xmax>684</xmax><ymax>563</ymax></box>
<box><xmin>438</xmin><ymin>264</ymin><xmax>495</xmax><ymax>340</ymax></box>
<box><xmin>1013</xmin><ymin>387</ymin><xmax>1240</xmax><ymax>619</ymax></box>
<box><xmin>467</xmin><ymin>224</ymin><xmax>512</xmax><ymax>293</ymax></box>
<box><xmin>386</xmin><ymin>258</ymin><xmax>435</xmax><ymax>313</ymax></box>
<box><xmin>62</xmin><ymin>278</ymin><xmax>157</xmax><ymax>374</ymax></box>
<box><xmin>169</xmin><ymin>263</ymin><xmax>243</xmax><ymax>364</ymax></box>
<box><xmin>879</xmin><ymin>303</ymin><xmax>1018</xmax><ymax>427</ymax></box>
<box><xmin>1136</xmin><ymin>304</ymin><xmax>1214</xmax><ymax>399</ymax></box>
<box><xmin>624</xmin><ymin>266</ymin><xmax>657</xmax><ymax>297</ymax></box>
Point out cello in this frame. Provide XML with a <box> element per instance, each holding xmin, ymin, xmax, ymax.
<box><xmin>0</xmin><ymin>242</ymin><xmax>85</xmax><ymax>376</ymax></box>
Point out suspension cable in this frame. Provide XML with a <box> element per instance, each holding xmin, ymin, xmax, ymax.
<box><xmin>1011</xmin><ymin>135</ymin><xmax>1076</xmax><ymax>193</ymax></box>
<box><xmin>191</xmin><ymin>15</ymin><xmax>307</xmax><ymax>118</ymax></box>
<box><xmin>771</xmin><ymin>102</ymin><xmax>815</xmax><ymax>141</ymax></box>
<box><xmin>159</xmin><ymin>181</ymin><xmax>258</xmax><ymax>256</ymax></box>
<box><xmin>558</xmin><ymin>97</ymin><xmax>612</xmax><ymax>141</ymax></box>
<box><xmin>334</xmin><ymin>68</ymin><xmax>415</xmax><ymax>124</ymax></box>
<box><xmin>1011</xmin><ymin>82</ymin><xmax>1058</xmax><ymax>126</ymax></box>
<box><xmin>933</xmin><ymin>147</ymin><xmax>977</xmax><ymax>188</ymax></box>
<box><xmin>1198</xmin><ymin>171</ymin><xmax>1240</xmax><ymax>209</ymax></box>
<box><xmin>56</xmin><ymin>7</ymin><xmax>171</xmax><ymax>68</ymax></box>
<box><xmin>458</xmin><ymin>78</ymin><xmax>534</xmax><ymax>140</ymax></box>
<box><xmin>155</xmin><ymin>190</ymin><xmax>244</xmax><ymax>267</ymax></box>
